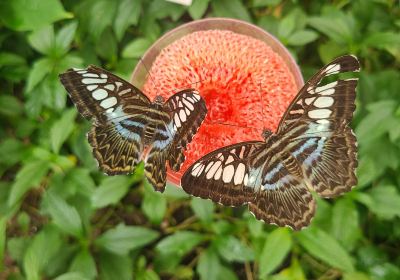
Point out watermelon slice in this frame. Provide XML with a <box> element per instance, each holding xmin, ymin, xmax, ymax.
<box><xmin>142</xmin><ymin>30</ymin><xmax>299</xmax><ymax>186</ymax></box>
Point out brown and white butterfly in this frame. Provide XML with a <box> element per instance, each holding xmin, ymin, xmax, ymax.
<box><xmin>60</xmin><ymin>65</ymin><xmax>207</xmax><ymax>192</ymax></box>
<box><xmin>181</xmin><ymin>55</ymin><xmax>359</xmax><ymax>229</ymax></box>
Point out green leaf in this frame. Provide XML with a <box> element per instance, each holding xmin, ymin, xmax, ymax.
<box><xmin>46</xmin><ymin>191</ymin><xmax>83</xmax><ymax>237</ymax></box>
<box><xmin>331</xmin><ymin>198</ymin><xmax>360</xmax><ymax>250</ymax></box>
<box><xmin>0</xmin><ymin>95</ymin><xmax>23</xmax><ymax>117</ymax></box>
<box><xmin>211</xmin><ymin>0</ymin><xmax>251</xmax><ymax>22</ymax></box>
<box><xmin>0</xmin><ymin>0</ymin><xmax>72</xmax><ymax>31</ymax></box>
<box><xmin>99</xmin><ymin>251</ymin><xmax>132</xmax><ymax>280</ymax></box>
<box><xmin>55</xmin><ymin>21</ymin><xmax>78</xmax><ymax>56</ymax></box>
<box><xmin>188</xmin><ymin>0</ymin><xmax>210</xmax><ymax>20</ymax></box>
<box><xmin>28</xmin><ymin>25</ymin><xmax>55</xmax><ymax>55</ymax></box>
<box><xmin>114</xmin><ymin>0</ymin><xmax>142</xmax><ymax>41</ymax></box>
<box><xmin>54</xmin><ymin>272</ymin><xmax>89</xmax><ymax>280</ymax></box>
<box><xmin>122</xmin><ymin>38</ymin><xmax>152</xmax><ymax>58</ymax></box>
<box><xmin>69</xmin><ymin>249</ymin><xmax>97</xmax><ymax>279</ymax></box>
<box><xmin>190</xmin><ymin>197</ymin><xmax>214</xmax><ymax>223</ymax></box>
<box><xmin>278</xmin><ymin>15</ymin><xmax>296</xmax><ymax>40</ymax></box>
<box><xmin>197</xmin><ymin>248</ymin><xmax>221</xmax><ymax>280</ymax></box>
<box><xmin>156</xmin><ymin>231</ymin><xmax>204</xmax><ymax>257</ymax></box>
<box><xmin>259</xmin><ymin>228</ymin><xmax>293</xmax><ymax>277</ymax></box>
<box><xmin>87</xmin><ymin>0</ymin><xmax>118</xmax><ymax>40</ymax></box>
<box><xmin>343</xmin><ymin>271</ymin><xmax>370</xmax><ymax>280</ymax></box>
<box><xmin>297</xmin><ymin>227</ymin><xmax>354</xmax><ymax>272</ymax></box>
<box><xmin>0</xmin><ymin>217</ymin><xmax>6</xmax><ymax>272</ymax></box>
<box><xmin>364</xmin><ymin>31</ymin><xmax>400</xmax><ymax>58</ymax></box>
<box><xmin>215</xmin><ymin>236</ymin><xmax>254</xmax><ymax>262</ymax></box>
<box><xmin>50</xmin><ymin>108</ymin><xmax>77</xmax><ymax>153</ymax></box>
<box><xmin>26</xmin><ymin>58</ymin><xmax>53</xmax><ymax>92</ymax></box>
<box><xmin>8</xmin><ymin>160</ymin><xmax>50</xmax><ymax>207</ymax></box>
<box><xmin>287</xmin><ymin>30</ymin><xmax>319</xmax><ymax>46</ymax></box>
<box><xmin>142</xmin><ymin>181</ymin><xmax>167</xmax><ymax>224</ymax></box>
<box><xmin>23</xmin><ymin>226</ymin><xmax>62</xmax><ymax>280</ymax></box>
<box><xmin>95</xmin><ymin>224</ymin><xmax>159</xmax><ymax>255</ymax></box>
<box><xmin>360</xmin><ymin>185</ymin><xmax>400</xmax><ymax>220</ymax></box>
<box><xmin>91</xmin><ymin>176</ymin><xmax>131</xmax><ymax>209</ymax></box>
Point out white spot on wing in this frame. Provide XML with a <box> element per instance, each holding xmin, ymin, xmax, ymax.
<box><xmin>100</xmin><ymin>97</ymin><xmax>117</xmax><ymax>109</ymax></box>
<box><xmin>234</xmin><ymin>163</ymin><xmax>246</xmax><ymax>185</ymax></box>
<box><xmin>92</xmin><ymin>89</ymin><xmax>108</xmax><ymax>100</ymax></box>
<box><xmin>100</xmin><ymin>74</ymin><xmax>108</xmax><ymax>79</ymax></box>
<box><xmin>244</xmin><ymin>174</ymin><xmax>249</xmax><ymax>186</ymax></box>
<box><xmin>314</xmin><ymin>96</ymin><xmax>334</xmax><ymax>108</ymax></box>
<box><xmin>308</xmin><ymin>109</ymin><xmax>332</xmax><ymax>119</ymax></box>
<box><xmin>104</xmin><ymin>84</ymin><xmax>115</xmax><ymax>91</ymax></box>
<box><xmin>319</xmin><ymin>88</ymin><xmax>335</xmax><ymax>96</ymax></box>
<box><xmin>118</xmin><ymin>88</ymin><xmax>131</xmax><ymax>96</ymax></box>
<box><xmin>87</xmin><ymin>85</ymin><xmax>98</xmax><ymax>91</ymax></box>
<box><xmin>305</xmin><ymin>97</ymin><xmax>316</xmax><ymax>105</ymax></box>
<box><xmin>174</xmin><ymin>113</ymin><xmax>181</xmax><ymax>128</ymax></box>
<box><xmin>179</xmin><ymin>109</ymin><xmax>187</xmax><ymax>122</ymax></box>
<box><xmin>325</xmin><ymin>64</ymin><xmax>341</xmax><ymax>75</ymax></box>
<box><xmin>315</xmin><ymin>81</ymin><xmax>337</xmax><ymax>93</ymax></box>
<box><xmin>82</xmin><ymin>78</ymin><xmax>107</xmax><ymax>84</ymax></box>
<box><xmin>226</xmin><ymin>155</ymin><xmax>234</xmax><ymax>164</ymax></box>
<box><xmin>82</xmin><ymin>73</ymin><xmax>98</xmax><ymax>78</ymax></box>
<box><xmin>222</xmin><ymin>165</ymin><xmax>235</xmax><ymax>183</ymax></box>
<box><xmin>206</xmin><ymin>161</ymin><xmax>222</xmax><ymax>179</ymax></box>
<box><xmin>214</xmin><ymin>166</ymin><xmax>222</xmax><ymax>180</ymax></box>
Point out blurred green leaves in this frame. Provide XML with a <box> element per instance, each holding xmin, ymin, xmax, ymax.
<box><xmin>1</xmin><ymin>0</ymin><xmax>400</xmax><ymax>279</ymax></box>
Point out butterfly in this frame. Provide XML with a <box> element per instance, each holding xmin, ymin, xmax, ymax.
<box><xmin>59</xmin><ymin>65</ymin><xmax>207</xmax><ymax>192</ymax></box>
<box><xmin>181</xmin><ymin>55</ymin><xmax>359</xmax><ymax>230</ymax></box>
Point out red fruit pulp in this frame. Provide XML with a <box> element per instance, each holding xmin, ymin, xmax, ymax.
<box><xmin>142</xmin><ymin>30</ymin><xmax>299</xmax><ymax>186</ymax></box>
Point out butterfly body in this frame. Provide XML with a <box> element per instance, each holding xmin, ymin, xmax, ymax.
<box><xmin>182</xmin><ymin>55</ymin><xmax>359</xmax><ymax>229</ymax></box>
<box><xmin>60</xmin><ymin>65</ymin><xmax>207</xmax><ymax>192</ymax></box>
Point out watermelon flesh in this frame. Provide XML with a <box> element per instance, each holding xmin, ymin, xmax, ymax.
<box><xmin>141</xmin><ymin>30</ymin><xmax>299</xmax><ymax>186</ymax></box>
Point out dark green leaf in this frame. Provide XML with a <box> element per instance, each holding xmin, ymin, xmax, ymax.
<box><xmin>0</xmin><ymin>0</ymin><xmax>72</xmax><ymax>31</ymax></box>
<box><xmin>190</xmin><ymin>197</ymin><xmax>214</xmax><ymax>222</ymax></box>
<box><xmin>99</xmin><ymin>251</ymin><xmax>132</xmax><ymax>280</ymax></box>
<box><xmin>287</xmin><ymin>30</ymin><xmax>319</xmax><ymax>46</ymax></box>
<box><xmin>0</xmin><ymin>95</ymin><xmax>23</xmax><ymax>117</ymax></box>
<box><xmin>122</xmin><ymin>38</ymin><xmax>152</xmax><ymax>58</ymax></box>
<box><xmin>69</xmin><ymin>249</ymin><xmax>97</xmax><ymax>279</ymax></box>
<box><xmin>91</xmin><ymin>176</ymin><xmax>132</xmax><ymax>209</ymax></box>
<box><xmin>156</xmin><ymin>231</ymin><xmax>204</xmax><ymax>257</ymax></box>
<box><xmin>114</xmin><ymin>0</ymin><xmax>142</xmax><ymax>41</ymax></box>
<box><xmin>215</xmin><ymin>236</ymin><xmax>254</xmax><ymax>262</ymax></box>
<box><xmin>0</xmin><ymin>217</ymin><xmax>6</xmax><ymax>271</ymax></box>
<box><xmin>26</xmin><ymin>58</ymin><xmax>53</xmax><ymax>92</ymax></box>
<box><xmin>331</xmin><ymin>198</ymin><xmax>360</xmax><ymax>250</ymax></box>
<box><xmin>28</xmin><ymin>26</ymin><xmax>55</xmax><ymax>55</ymax></box>
<box><xmin>8</xmin><ymin>160</ymin><xmax>50</xmax><ymax>206</ymax></box>
<box><xmin>259</xmin><ymin>228</ymin><xmax>292</xmax><ymax>277</ymax></box>
<box><xmin>50</xmin><ymin>108</ymin><xmax>77</xmax><ymax>153</ymax></box>
<box><xmin>55</xmin><ymin>21</ymin><xmax>78</xmax><ymax>56</ymax></box>
<box><xmin>297</xmin><ymin>227</ymin><xmax>354</xmax><ymax>272</ymax></box>
<box><xmin>96</xmin><ymin>224</ymin><xmax>159</xmax><ymax>255</ymax></box>
<box><xmin>188</xmin><ymin>0</ymin><xmax>210</xmax><ymax>20</ymax></box>
<box><xmin>211</xmin><ymin>0</ymin><xmax>251</xmax><ymax>22</ymax></box>
<box><xmin>45</xmin><ymin>191</ymin><xmax>83</xmax><ymax>237</ymax></box>
<box><xmin>197</xmin><ymin>248</ymin><xmax>221</xmax><ymax>280</ymax></box>
<box><xmin>360</xmin><ymin>186</ymin><xmax>400</xmax><ymax>220</ymax></box>
<box><xmin>142</xmin><ymin>181</ymin><xmax>167</xmax><ymax>224</ymax></box>
<box><xmin>54</xmin><ymin>272</ymin><xmax>89</xmax><ymax>280</ymax></box>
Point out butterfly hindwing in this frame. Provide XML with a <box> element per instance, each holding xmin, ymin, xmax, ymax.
<box><xmin>165</xmin><ymin>89</ymin><xmax>207</xmax><ymax>171</ymax></box>
<box><xmin>182</xmin><ymin>141</ymin><xmax>265</xmax><ymax>206</ymax></box>
<box><xmin>144</xmin><ymin>89</ymin><xmax>207</xmax><ymax>192</ymax></box>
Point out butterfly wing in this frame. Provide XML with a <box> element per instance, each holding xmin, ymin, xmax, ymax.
<box><xmin>143</xmin><ymin>89</ymin><xmax>207</xmax><ymax>192</ymax></box>
<box><xmin>277</xmin><ymin>55</ymin><xmax>360</xmax><ymax>197</ymax></box>
<box><xmin>60</xmin><ymin>65</ymin><xmax>150</xmax><ymax>174</ymax></box>
<box><xmin>164</xmin><ymin>89</ymin><xmax>207</xmax><ymax>171</ymax></box>
<box><xmin>182</xmin><ymin>141</ymin><xmax>266</xmax><ymax>206</ymax></box>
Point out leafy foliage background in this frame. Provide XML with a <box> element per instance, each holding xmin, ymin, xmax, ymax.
<box><xmin>0</xmin><ymin>0</ymin><xmax>399</xmax><ymax>279</ymax></box>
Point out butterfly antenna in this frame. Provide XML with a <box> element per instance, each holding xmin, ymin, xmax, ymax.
<box><xmin>139</xmin><ymin>57</ymin><xmax>157</xmax><ymax>89</ymax></box>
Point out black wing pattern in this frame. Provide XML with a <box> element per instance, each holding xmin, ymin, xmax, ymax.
<box><xmin>181</xmin><ymin>55</ymin><xmax>359</xmax><ymax>230</ymax></box>
<box><xmin>144</xmin><ymin>89</ymin><xmax>207</xmax><ymax>192</ymax></box>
